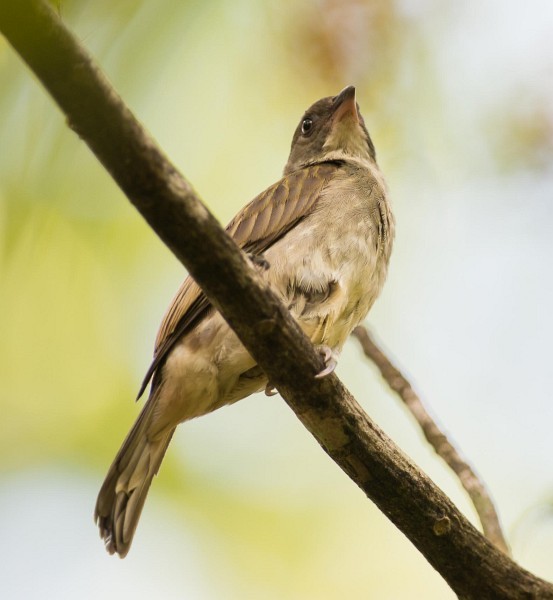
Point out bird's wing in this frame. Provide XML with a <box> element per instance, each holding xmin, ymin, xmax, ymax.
<box><xmin>137</xmin><ymin>161</ymin><xmax>341</xmax><ymax>399</ymax></box>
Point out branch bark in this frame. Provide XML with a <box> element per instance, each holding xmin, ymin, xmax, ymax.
<box><xmin>1</xmin><ymin>1</ymin><xmax>551</xmax><ymax>598</ymax></box>
<box><xmin>353</xmin><ymin>326</ymin><xmax>510</xmax><ymax>555</ymax></box>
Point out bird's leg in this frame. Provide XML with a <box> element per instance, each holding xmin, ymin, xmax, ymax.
<box><xmin>248</xmin><ymin>252</ymin><xmax>270</xmax><ymax>270</ymax></box>
<box><xmin>314</xmin><ymin>345</ymin><xmax>338</xmax><ymax>378</ymax></box>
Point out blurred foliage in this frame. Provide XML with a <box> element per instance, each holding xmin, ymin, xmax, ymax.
<box><xmin>1</xmin><ymin>1</ymin><xmax>553</xmax><ymax>599</ymax></box>
<box><xmin>486</xmin><ymin>90</ymin><xmax>553</xmax><ymax>173</ymax></box>
<box><xmin>271</xmin><ymin>0</ymin><xmax>404</xmax><ymax>89</ymax></box>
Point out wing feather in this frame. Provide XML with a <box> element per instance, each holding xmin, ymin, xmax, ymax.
<box><xmin>137</xmin><ymin>161</ymin><xmax>341</xmax><ymax>398</ymax></box>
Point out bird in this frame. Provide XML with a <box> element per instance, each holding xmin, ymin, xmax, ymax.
<box><xmin>95</xmin><ymin>85</ymin><xmax>394</xmax><ymax>557</ymax></box>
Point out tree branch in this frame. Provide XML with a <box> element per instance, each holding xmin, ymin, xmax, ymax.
<box><xmin>352</xmin><ymin>326</ymin><xmax>510</xmax><ymax>555</ymax></box>
<box><xmin>1</xmin><ymin>1</ymin><xmax>551</xmax><ymax>597</ymax></box>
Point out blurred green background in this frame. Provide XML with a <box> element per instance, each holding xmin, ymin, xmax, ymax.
<box><xmin>1</xmin><ymin>0</ymin><xmax>553</xmax><ymax>598</ymax></box>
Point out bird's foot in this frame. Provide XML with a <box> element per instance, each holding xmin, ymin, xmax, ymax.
<box><xmin>265</xmin><ymin>382</ymin><xmax>278</xmax><ymax>396</ymax></box>
<box><xmin>248</xmin><ymin>253</ymin><xmax>270</xmax><ymax>270</ymax></box>
<box><xmin>266</xmin><ymin>345</ymin><xmax>337</xmax><ymax>392</ymax></box>
<box><xmin>314</xmin><ymin>345</ymin><xmax>338</xmax><ymax>379</ymax></box>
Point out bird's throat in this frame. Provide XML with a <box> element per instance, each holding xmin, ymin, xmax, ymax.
<box><xmin>323</xmin><ymin>119</ymin><xmax>372</xmax><ymax>163</ymax></box>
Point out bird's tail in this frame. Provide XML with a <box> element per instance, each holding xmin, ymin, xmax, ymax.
<box><xmin>94</xmin><ymin>404</ymin><xmax>175</xmax><ymax>558</ymax></box>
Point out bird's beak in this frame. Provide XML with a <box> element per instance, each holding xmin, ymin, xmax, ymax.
<box><xmin>331</xmin><ymin>85</ymin><xmax>359</xmax><ymax>125</ymax></box>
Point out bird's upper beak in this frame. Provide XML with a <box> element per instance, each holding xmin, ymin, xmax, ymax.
<box><xmin>331</xmin><ymin>85</ymin><xmax>359</xmax><ymax>125</ymax></box>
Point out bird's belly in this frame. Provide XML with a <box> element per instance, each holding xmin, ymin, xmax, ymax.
<box><xmin>297</xmin><ymin>257</ymin><xmax>383</xmax><ymax>350</ymax></box>
<box><xmin>154</xmin><ymin>312</ymin><xmax>261</xmax><ymax>428</ymax></box>
<box><xmin>265</xmin><ymin>220</ymin><xmax>387</xmax><ymax>352</ymax></box>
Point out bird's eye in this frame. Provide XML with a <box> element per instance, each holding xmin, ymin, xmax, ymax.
<box><xmin>301</xmin><ymin>118</ymin><xmax>313</xmax><ymax>135</ymax></box>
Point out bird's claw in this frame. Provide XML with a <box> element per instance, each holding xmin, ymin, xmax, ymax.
<box><xmin>314</xmin><ymin>345</ymin><xmax>338</xmax><ymax>379</ymax></box>
<box><xmin>265</xmin><ymin>382</ymin><xmax>278</xmax><ymax>396</ymax></box>
<box><xmin>248</xmin><ymin>253</ymin><xmax>270</xmax><ymax>270</ymax></box>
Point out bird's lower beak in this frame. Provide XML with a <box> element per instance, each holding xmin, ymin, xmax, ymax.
<box><xmin>331</xmin><ymin>85</ymin><xmax>359</xmax><ymax>124</ymax></box>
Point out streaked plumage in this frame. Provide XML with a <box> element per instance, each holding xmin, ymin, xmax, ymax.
<box><xmin>95</xmin><ymin>85</ymin><xmax>394</xmax><ymax>557</ymax></box>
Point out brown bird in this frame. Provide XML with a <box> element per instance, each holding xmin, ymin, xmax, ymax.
<box><xmin>95</xmin><ymin>85</ymin><xmax>394</xmax><ymax>557</ymax></box>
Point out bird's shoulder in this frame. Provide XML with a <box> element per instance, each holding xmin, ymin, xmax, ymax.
<box><xmin>226</xmin><ymin>160</ymin><xmax>343</xmax><ymax>252</ymax></box>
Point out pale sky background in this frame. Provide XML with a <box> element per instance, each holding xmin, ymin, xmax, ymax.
<box><xmin>1</xmin><ymin>1</ymin><xmax>553</xmax><ymax>598</ymax></box>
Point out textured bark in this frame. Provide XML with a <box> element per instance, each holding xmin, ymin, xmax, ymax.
<box><xmin>1</xmin><ymin>1</ymin><xmax>551</xmax><ymax>597</ymax></box>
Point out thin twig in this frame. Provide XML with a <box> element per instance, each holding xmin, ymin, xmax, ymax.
<box><xmin>352</xmin><ymin>325</ymin><xmax>510</xmax><ymax>555</ymax></box>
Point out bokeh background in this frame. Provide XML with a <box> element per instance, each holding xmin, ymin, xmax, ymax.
<box><xmin>1</xmin><ymin>0</ymin><xmax>553</xmax><ymax>598</ymax></box>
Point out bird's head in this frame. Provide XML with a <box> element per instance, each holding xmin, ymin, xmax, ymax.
<box><xmin>284</xmin><ymin>85</ymin><xmax>376</xmax><ymax>175</ymax></box>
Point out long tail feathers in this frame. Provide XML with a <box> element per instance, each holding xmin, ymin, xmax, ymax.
<box><xmin>94</xmin><ymin>409</ymin><xmax>175</xmax><ymax>558</ymax></box>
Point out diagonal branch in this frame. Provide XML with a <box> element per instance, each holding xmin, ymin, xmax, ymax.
<box><xmin>352</xmin><ymin>325</ymin><xmax>510</xmax><ymax>555</ymax></box>
<box><xmin>1</xmin><ymin>1</ymin><xmax>551</xmax><ymax>598</ymax></box>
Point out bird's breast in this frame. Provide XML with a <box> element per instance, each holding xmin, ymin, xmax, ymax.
<box><xmin>264</xmin><ymin>167</ymin><xmax>393</xmax><ymax>351</ymax></box>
